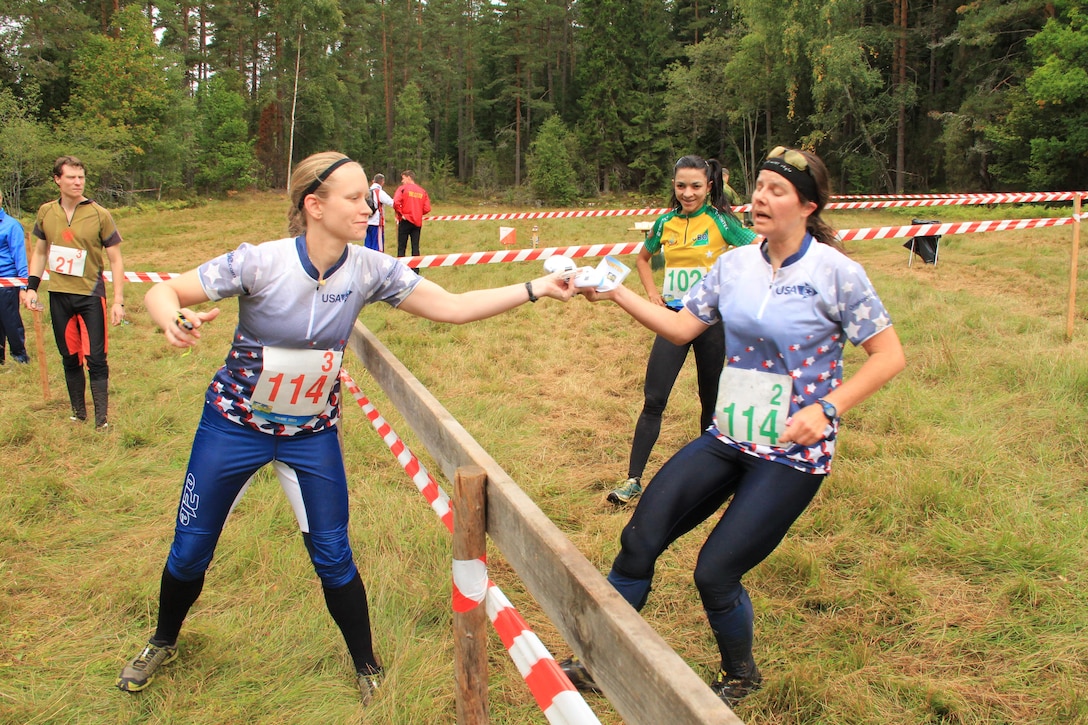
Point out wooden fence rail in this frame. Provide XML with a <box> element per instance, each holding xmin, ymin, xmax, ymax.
<box><xmin>346</xmin><ymin>320</ymin><xmax>744</xmax><ymax>724</ymax></box>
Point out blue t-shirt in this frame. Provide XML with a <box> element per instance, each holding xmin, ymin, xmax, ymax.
<box><xmin>198</xmin><ymin>236</ymin><xmax>421</xmax><ymax>435</ymax></box>
<box><xmin>0</xmin><ymin>209</ymin><xmax>28</xmax><ymax>279</ymax></box>
<box><xmin>683</xmin><ymin>234</ymin><xmax>892</xmax><ymax>474</ymax></box>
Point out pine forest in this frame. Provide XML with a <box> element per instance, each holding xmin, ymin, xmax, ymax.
<box><xmin>0</xmin><ymin>0</ymin><xmax>1085</xmax><ymax>210</ymax></box>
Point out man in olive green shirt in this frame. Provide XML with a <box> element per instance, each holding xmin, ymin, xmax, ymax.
<box><xmin>22</xmin><ymin>156</ymin><xmax>125</xmax><ymax>428</ymax></box>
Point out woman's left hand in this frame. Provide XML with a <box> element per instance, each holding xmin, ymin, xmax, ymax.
<box><xmin>778</xmin><ymin>404</ymin><xmax>832</xmax><ymax>447</ymax></box>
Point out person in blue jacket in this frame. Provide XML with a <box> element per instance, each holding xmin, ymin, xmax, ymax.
<box><xmin>0</xmin><ymin>189</ymin><xmax>29</xmax><ymax>365</ymax></box>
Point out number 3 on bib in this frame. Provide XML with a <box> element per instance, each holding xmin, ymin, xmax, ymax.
<box><xmin>714</xmin><ymin>366</ymin><xmax>792</xmax><ymax>446</ymax></box>
<box><xmin>251</xmin><ymin>348</ymin><xmax>343</xmax><ymax>422</ymax></box>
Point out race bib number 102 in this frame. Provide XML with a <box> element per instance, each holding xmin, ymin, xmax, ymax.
<box><xmin>661</xmin><ymin>267</ymin><xmax>703</xmax><ymax>303</ymax></box>
<box><xmin>715</xmin><ymin>366</ymin><xmax>792</xmax><ymax>447</ymax></box>
<box><xmin>251</xmin><ymin>347</ymin><xmax>343</xmax><ymax>423</ymax></box>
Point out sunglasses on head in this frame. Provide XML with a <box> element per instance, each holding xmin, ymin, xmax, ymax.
<box><xmin>767</xmin><ymin>146</ymin><xmax>808</xmax><ymax>172</ymax></box>
<box><xmin>675</xmin><ymin>156</ymin><xmax>710</xmax><ymax>170</ymax></box>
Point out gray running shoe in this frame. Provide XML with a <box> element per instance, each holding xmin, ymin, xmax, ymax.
<box><xmin>357</xmin><ymin>667</ymin><xmax>384</xmax><ymax>704</ymax></box>
<box><xmin>116</xmin><ymin>641</ymin><xmax>178</xmax><ymax>692</ymax></box>
<box><xmin>606</xmin><ymin>477</ymin><xmax>642</xmax><ymax>505</ymax></box>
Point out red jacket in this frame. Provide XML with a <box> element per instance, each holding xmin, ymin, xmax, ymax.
<box><xmin>393</xmin><ymin>181</ymin><xmax>431</xmax><ymax>227</ymax></box>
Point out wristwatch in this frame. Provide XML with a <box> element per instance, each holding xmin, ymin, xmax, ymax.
<box><xmin>817</xmin><ymin>397</ymin><xmax>838</xmax><ymax>422</ymax></box>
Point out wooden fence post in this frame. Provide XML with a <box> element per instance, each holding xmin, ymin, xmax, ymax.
<box><xmin>32</xmin><ymin>305</ymin><xmax>49</xmax><ymax>400</ymax></box>
<box><xmin>1067</xmin><ymin>193</ymin><xmax>1082</xmax><ymax>341</ymax></box>
<box><xmin>454</xmin><ymin>465</ymin><xmax>489</xmax><ymax>724</ymax></box>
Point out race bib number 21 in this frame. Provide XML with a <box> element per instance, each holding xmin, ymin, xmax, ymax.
<box><xmin>47</xmin><ymin>245</ymin><xmax>87</xmax><ymax>277</ymax></box>
<box><xmin>715</xmin><ymin>366</ymin><xmax>792</xmax><ymax>446</ymax></box>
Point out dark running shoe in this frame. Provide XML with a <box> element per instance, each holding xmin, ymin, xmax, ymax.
<box><xmin>559</xmin><ymin>655</ymin><xmax>600</xmax><ymax>692</ymax></box>
<box><xmin>710</xmin><ymin>666</ymin><xmax>763</xmax><ymax>706</ymax></box>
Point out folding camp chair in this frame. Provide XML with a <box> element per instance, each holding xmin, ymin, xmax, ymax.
<box><xmin>904</xmin><ymin>218</ymin><xmax>941</xmax><ymax>267</ymax></box>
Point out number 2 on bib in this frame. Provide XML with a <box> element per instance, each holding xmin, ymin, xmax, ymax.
<box><xmin>714</xmin><ymin>366</ymin><xmax>792</xmax><ymax>446</ymax></box>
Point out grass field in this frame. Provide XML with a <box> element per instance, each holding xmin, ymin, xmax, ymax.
<box><xmin>1</xmin><ymin>192</ymin><xmax>1086</xmax><ymax>724</ymax></box>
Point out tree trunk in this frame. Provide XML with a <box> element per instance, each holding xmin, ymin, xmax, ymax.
<box><xmin>515</xmin><ymin>54</ymin><xmax>522</xmax><ymax>186</ymax></box>
<box><xmin>199</xmin><ymin>3</ymin><xmax>207</xmax><ymax>84</ymax></box>
<box><xmin>894</xmin><ymin>0</ymin><xmax>907</xmax><ymax>193</ymax></box>
<box><xmin>381</xmin><ymin>0</ymin><xmax>394</xmax><ymax>161</ymax></box>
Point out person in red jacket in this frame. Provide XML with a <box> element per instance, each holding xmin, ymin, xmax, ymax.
<box><xmin>392</xmin><ymin>170</ymin><xmax>431</xmax><ymax>267</ymax></box>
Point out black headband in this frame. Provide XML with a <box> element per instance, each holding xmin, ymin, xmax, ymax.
<box><xmin>759</xmin><ymin>157</ymin><xmax>819</xmax><ymax>204</ymax></box>
<box><xmin>296</xmin><ymin>157</ymin><xmax>353</xmax><ymax>211</ymax></box>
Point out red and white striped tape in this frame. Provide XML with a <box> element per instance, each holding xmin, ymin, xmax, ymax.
<box><xmin>426</xmin><ymin>207</ymin><xmax>671</xmax><ymax>222</ymax></box>
<box><xmin>338</xmin><ymin>370</ymin><xmax>600</xmax><ymax>724</ymax></box>
<box><xmin>837</xmin><ymin>215</ymin><xmax>1075</xmax><ymax>242</ymax></box>
<box><xmin>397</xmin><ymin>215</ymin><xmax>1078</xmax><ymax>268</ymax></box>
<box><xmin>826</xmin><ymin>192</ymin><xmax>1082</xmax><ymax>211</ymax></box>
<box><xmin>4</xmin><ymin>212</ymin><xmax>1080</xmax><ymax>286</ymax></box>
<box><xmin>406</xmin><ymin>243</ymin><xmax>643</xmax><ymax>270</ymax></box>
<box><xmin>339</xmin><ymin>369</ymin><xmax>453</xmax><ymax>531</ymax></box>
<box><xmin>486</xmin><ymin>585</ymin><xmax>600</xmax><ymax>723</ymax></box>
<box><xmin>452</xmin><ymin>557</ymin><xmax>489</xmax><ymax>612</ymax></box>
<box><xmin>832</xmin><ymin>192</ymin><xmax>977</xmax><ymax>199</ymax></box>
<box><xmin>424</xmin><ymin>192</ymin><xmax>1086</xmax><ymax>222</ymax></box>
<box><xmin>0</xmin><ymin>270</ymin><xmax>181</xmax><ymax>287</ymax></box>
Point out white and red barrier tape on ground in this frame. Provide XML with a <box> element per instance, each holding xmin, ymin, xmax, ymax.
<box><xmin>424</xmin><ymin>192</ymin><xmax>1086</xmax><ymax>221</ymax></box>
<box><xmin>2</xmin><ymin>211</ymin><xmax>1083</xmax><ymax>286</ymax></box>
<box><xmin>338</xmin><ymin>369</ymin><xmax>600</xmax><ymax>724</ymax></box>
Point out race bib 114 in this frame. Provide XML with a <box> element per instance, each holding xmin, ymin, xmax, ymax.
<box><xmin>715</xmin><ymin>366</ymin><xmax>792</xmax><ymax>447</ymax></box>
<box><xmin>250</xmin><ymin>347</ymin><xmax>343</xmax><ymax>423</ymax></box>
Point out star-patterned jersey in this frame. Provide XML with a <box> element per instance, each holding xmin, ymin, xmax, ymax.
<box><xmin>198</xmin><ymin>236</ymin><xmax>422</xmax><ymax>435</ymax></box>
<box><xmin>682</xmin><ymin>234</ymin><xmax>892</xmax><ymax>474</ymax></box>
<box><xmin>643</xmin><ymin>204</ymin><xmax>756</xmax><ymax>309</ymax></box>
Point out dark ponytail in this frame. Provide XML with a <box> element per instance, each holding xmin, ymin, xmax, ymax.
<box><xmin>795</xmin><ymin>150</ymin><xmax>841</xmax><ymax>250</ymax></box>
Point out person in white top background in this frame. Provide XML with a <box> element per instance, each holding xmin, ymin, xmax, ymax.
<box><xmin>365</xmin><ymin>173</ymin><xmax>394</xmax><ymax>253</ymax></box>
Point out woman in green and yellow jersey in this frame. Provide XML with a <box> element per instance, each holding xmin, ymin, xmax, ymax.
<box><xmin>606</xmin><ymin>155</ymin><xmax>757</xmax><ymax>505</ymax></box>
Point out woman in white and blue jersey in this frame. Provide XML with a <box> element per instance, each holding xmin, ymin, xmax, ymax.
<box><xmin>116</xmin><ymin>152</ymin><xmax>575</xmax><ymax>703</ymax></box>
<box><xmin>566</xmin><ymin>147</ymin><xmax>905</xmax><ymax>707</ymax></box>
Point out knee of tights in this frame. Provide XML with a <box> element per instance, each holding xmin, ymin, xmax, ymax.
<box><xmin>166</xmin><ymin>556</ymin><xmax>211</xmax><ymax>583</ymax></box>
<box><xmin>302</xmin><ymin>532</ymin><xmax>358</xmax><ymax>589</ymax></box>
<box><xmin>167</xmin><ymin>535</ymin><xmax>217</xmax><ymax>581</ymax></box>
<box><xmin>314</xmin><ymin>559</ymin><xmax>358</xmax><ymax>589</ymax></box>
<box><xmin>693</xmin><ymin>568</ymin><xmax>745</xmax><ymax>612</ymax></box>
<box><xmin>639</xmin><ymin>400</ymin><xmax>668</xmax><ymax>418</ymax></box>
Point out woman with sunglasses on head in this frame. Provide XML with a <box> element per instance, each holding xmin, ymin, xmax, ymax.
<box><xmin>605</xmin><ymin>155</ymin><xmax>757</xmax><ymax>506</ymax></box>
<box><xmin>567</xmin><ymin>147</ymin><xmax>905</xmax><ymax>706</ymax></box>
<box><xmin>115</xmin><ymin>151</ymin><xmax>575</xmax><ymax>704</ymax></box>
